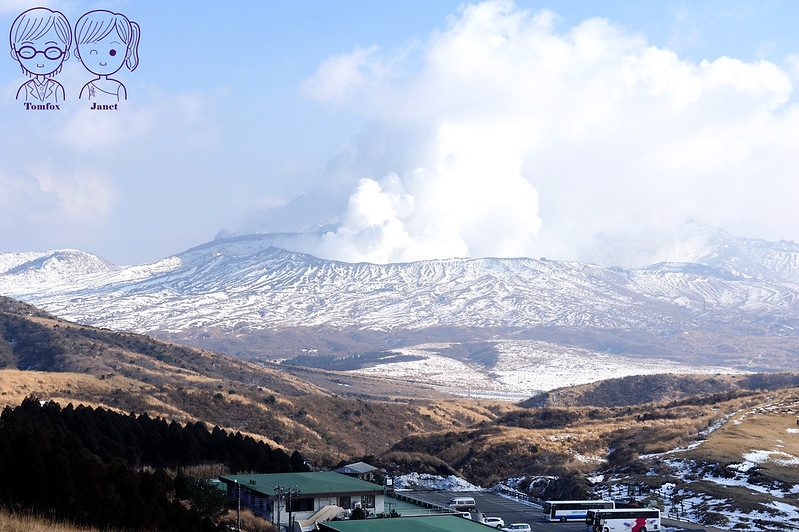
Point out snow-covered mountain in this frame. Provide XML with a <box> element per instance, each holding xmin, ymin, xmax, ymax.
<box><xmin>579</xmin><ymin>223</ymin><xmax>799</xmax><ymax>283</ymax></box>
<box><xmin>1</xmin><ymin>229</ymin><xmax>798</xmax><ymax>372</ymax></box>
<box><xmin>645</xmin><ymin>225</ymin><xmax>799</xmax><ymax>284</ymax></box>
<box><xmin>0</xmin><ymin>249</ymin><xmax>118</xmax><ymax>287</ymax></box>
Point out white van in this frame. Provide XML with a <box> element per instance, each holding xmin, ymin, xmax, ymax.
<box><xmin>446</xmin><ymin>496</ymin><xmax>476</xmax><ymax>510</ymax></box>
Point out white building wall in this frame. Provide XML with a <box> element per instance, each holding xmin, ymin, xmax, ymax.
<box><xmin>283</xmin><ymin>493</ymin><xmax>385</xmax><ymax>521</ymax></box>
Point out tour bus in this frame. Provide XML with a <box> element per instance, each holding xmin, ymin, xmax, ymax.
<box><xmin>585</xmin><ymin>508</ymin><xmax>661</xmax><ymax>532</ymax></box>
<box><xmin>542</xmin><ymin>500</ymin><xmax>615</xmax><ymax>522</ymax></box>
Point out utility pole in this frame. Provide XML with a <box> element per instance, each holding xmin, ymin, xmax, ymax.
<box><xmin>235</xmin><ymin>480</ymin><xmax>241</xmax><ymax>532</ymax></box>
<box><xmin>273</xmin><ymin>486</ymin><xmax>281</xmax><ymax>531</ymax></box>
<box><xmin>287</xmin><ymin>485</ymin><xmax>296</xmax><ymax>531</ymax></box>
<box><xmin>274</xmin><ymin>485</ymin><xmax>301</xmax><ymax>532</ymax></box>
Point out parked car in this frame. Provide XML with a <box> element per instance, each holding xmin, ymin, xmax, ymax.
<box><xmin>502</xmin><ymin>524</ymin><xmax>532</xmax><ymax>532</ymax></box>
<box><xmin>484</xmin><ymin>516</ymin><xmax>505</xmax><ymax>528</ymax></box>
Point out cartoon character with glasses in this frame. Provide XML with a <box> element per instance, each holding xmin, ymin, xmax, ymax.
<box><xmin>74</xmin><ymin>10</ymin><xmax>140</xmax><ymax>102</ymax></box>
<box><xmin>9</xmin><ymin>7</ymin><xmax>71</xmax><ymax>103</ymax></box>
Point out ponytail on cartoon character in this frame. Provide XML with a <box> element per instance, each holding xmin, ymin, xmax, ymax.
<box><xmin>75</xmin><ymin>10</ymin><xmax>140</xmax><ymax>71</ymax></box>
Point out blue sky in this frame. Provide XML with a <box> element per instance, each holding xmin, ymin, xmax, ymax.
<box><xmin>3</xmin><ymin>0</ymin><xmax>799</xmax><ymax>265</ymax></box>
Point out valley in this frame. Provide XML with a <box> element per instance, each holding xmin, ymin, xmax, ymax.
<box><xmin>314</xmin><ymin>340</ymin><xmax>746</xmax><ymax>400</ymax></box>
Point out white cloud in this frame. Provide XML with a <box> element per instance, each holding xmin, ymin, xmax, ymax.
<box><xmin>301</xmin><ymin>46</ymin><xmax>383</xmax><ymax>108</ymax></box>
<box><xmin>1</xmin><ymin>166</ymin><xmax>116</xmax><ymax>217</ymax></box>
<box><xmin>1</xmin><ymin>65</ymin><xmax>234</xmax><ymax>260</ymax></box>
<box><xmin>0</xmin><ymin>166</ymin><xmax>119</xmax><ymax>251</ymax></box>
<box><xmin>30</xmin><ymin>166</ymin><xmax>119</xmax><ymax>220</ymax></box>
<box><xmin>56</xmin><ymin>90</ymin><xmax>219</xmax><ymax>152</ymax></box>
<box><xmin>297</xmin><ymin>0</ymin><xmax>799</xmax><ymax>264</ymax></box>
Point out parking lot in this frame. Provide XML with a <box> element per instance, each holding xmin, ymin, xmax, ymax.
<box><xmin>396</xmin><ymin>491</ymin><xmax>714</xmax><ymax>532</ymax></box>
<box><xmin>398</xmin><ymin>490</ymin><xmax>577</xmax><ymax>532</ymax></box>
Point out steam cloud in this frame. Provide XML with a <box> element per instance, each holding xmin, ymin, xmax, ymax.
<box><xmin>296</xmin><ymin>1</ymin><xmax>798</xmax><ymax>264</ymax></box>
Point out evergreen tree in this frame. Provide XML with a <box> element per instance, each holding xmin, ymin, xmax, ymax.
<box><xmin>0</xmin><ymin>396</ymin><xmax>308</xmax><ymax>530</ymax></box>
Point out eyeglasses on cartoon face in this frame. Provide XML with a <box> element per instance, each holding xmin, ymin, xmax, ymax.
<box><xmin>17</xmin><ymin>46</ymin><xmax>65</xmax><ymax>60</ymax></box>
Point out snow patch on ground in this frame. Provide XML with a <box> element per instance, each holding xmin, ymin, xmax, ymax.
<box><xmin>590</xmin><ymin>471</ymin><xmax>799</xmax><ymax>531</ymax></box>
<box><xmin>743</xmin><ymin>449</ymin><xmax>799</xmax><ymax>467</ymax></box>
<box><xmin>651</xmin><ymin>406</ymin><xmax>799</xmax><ymax>530</ymax></box>
<box><xmin>350</xmin><ymin>340</ymin><xmax>745</xmax><ymax>400</ymax></box>
<box><xmin>593</xmin><ymin>398</ymin><xmax>799</xmax><ymax>530</ymax></box>
<box><xmin>393</xmin><ymin>473</ymin><xmax>483</xmax><ymax>492</ymax></box>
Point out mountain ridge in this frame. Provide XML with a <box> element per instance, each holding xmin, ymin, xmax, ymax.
<box><xmin>4</xmin><ymin>234</ymin><xmax>798</xmax><ymax>331</ymax></box>
<box><xmin>1</xmin><ymin>227</ymin><xmax>798</xmax><ymax>384</ymax></box>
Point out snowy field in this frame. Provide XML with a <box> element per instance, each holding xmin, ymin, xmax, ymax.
<box><xmin>646</xmin><ymin>396</ymin><xmax>799</xmax><ymax>530</ymax></box>
<box><xmin>349</xmin><ymin>340</ymin><xmax>746</xmax><ymax>400</ymax></box>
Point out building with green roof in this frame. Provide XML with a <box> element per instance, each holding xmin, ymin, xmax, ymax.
<box><xmin>219</xmin><ymin>472</ymin><xmax>386</xmax><ymax>530</ymax></box>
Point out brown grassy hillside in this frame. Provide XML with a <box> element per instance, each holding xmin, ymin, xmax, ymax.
<box><xmin>679</xmin><ymin>388</ymin><xmax>799</xmax><ymax>484</ymax></box>
<box><xmin>4</xmin><ymin>295</ymin><xmax>799</xmax><ymax>490</ymax></box>
<box><xmin>0</xmin><ymin>509</ymin><xmax>104</xmax><ymax>532</ymax></box>
<box><xmin>387</xmin><ymin>392</ymin><xmax>772</xmax><ymax>485</ymax></box>
<box><xmin>577</xmin><ymin>387</ymin><xmax>799</xmax><ymax>532</ymax></box>
<box><xmin>523</xmin><ymin>372</ymin><xmax>799</xmax><ymax>408</ymax></box>
<box><xmin>0</xmin><ymin>296</ymin><xmax>513</xmax><ymax>468</ymax></box>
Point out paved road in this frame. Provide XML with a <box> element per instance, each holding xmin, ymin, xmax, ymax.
<box><xmin>401</xmin><ymin>491</ymin><xmax>713</xmax><ymax>532</ymax></box>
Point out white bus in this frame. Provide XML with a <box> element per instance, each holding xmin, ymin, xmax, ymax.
<box><xmin>542</xmin><ymin>500</ymin><xmax>615</xmax><ymax>522</ymax></box>
<box><xmin>585</xmin><ymin>508</ymin><xmax>661</xmax><ymax>532</ymax></box>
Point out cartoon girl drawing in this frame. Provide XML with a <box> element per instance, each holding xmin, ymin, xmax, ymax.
<box><xmin>74</xmin><ymin>10</ymin><xmax>140</xmax><ymax>101</ymax></box>
<box><xmin>9</xmin><ymin>7</ymin><xmax>72</xmax><ymax>102</ymax></box>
